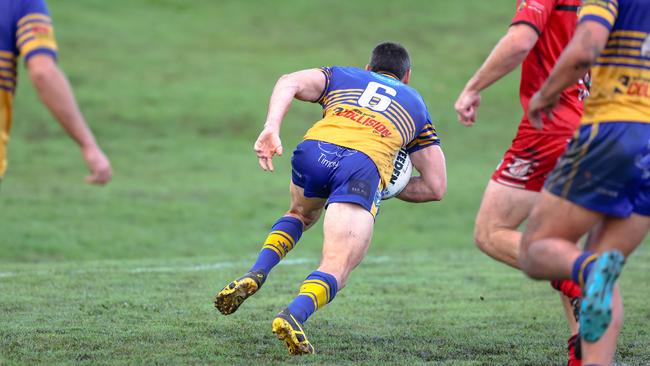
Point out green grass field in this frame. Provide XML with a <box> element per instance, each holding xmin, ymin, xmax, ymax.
<box><xmin>1</xmin><ymin>1</ymin><xmax>649</xmax><ymax>365</ymax></box>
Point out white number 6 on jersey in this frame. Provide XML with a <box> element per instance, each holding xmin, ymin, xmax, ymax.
<box><xmin>358</xmin><ymin>81</ymin><xmax>397</xmax><ymax>112</ymax></box>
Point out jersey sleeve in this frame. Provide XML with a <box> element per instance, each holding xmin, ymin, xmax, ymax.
<box><xmin>405</xmin><ymin>120</ymin><xmax>441</xmax><ymax>154</ymax></box>
<box><xmin>315</xmin><ymin>67</ymin><xmax>333</xmax><ymax>105</ymax></box>
<box><xmin>511</xmin><ymin>0</ymin><xmax>556</xmax><ymax>36</ymax></box>
<box><xmin>14</xmin><ymin>0</ymin><xmax>58</xmax><ymax>62</ymax></box>
<box><xmin>578</xmin><ymin>0</ymin><xmax>619</xmax><ymax>30</ymax></box>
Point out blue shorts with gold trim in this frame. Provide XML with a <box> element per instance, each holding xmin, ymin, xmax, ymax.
<box><xmin>545</xmin><ymin>122</ymin><xmax>650</xmax><ymax>218</ymax></box>
<box><xmin>291</xmin><ymin>139</ymin><xmax>382</xmax><ymax>217</ymax></box>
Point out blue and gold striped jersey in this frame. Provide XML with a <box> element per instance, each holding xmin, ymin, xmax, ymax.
<box><xmin>579</xmin><ymin>0</ymin><xmax>650</xmax><ymax>125</ymax></box>
<box><xmin>0</xmin><ymin>0</ymin><xmax>58</xmax><ymax>177</ymax></box>
<box><xmin>304</xmin><ymin>66</ymin><xmax>440</xmax><ymax>186</ymax></box>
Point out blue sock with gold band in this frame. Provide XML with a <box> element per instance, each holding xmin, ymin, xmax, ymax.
<box><xmin>249</xmin><ymin>216</ymin><xmax>303</xmax><ymax>275</ymax></box>
<box><xmin>287</xmin><ymin>271</ymin><xmax>338</xmax><ymax>324</ymax></box>
<box><xmin>572</xmin><ymin>251</ymin><xmax>597</xmax><ymax>287</ymax></box>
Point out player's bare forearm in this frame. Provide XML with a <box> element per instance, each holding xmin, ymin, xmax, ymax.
<box><xmin>397</xmin><ymin>176</ymin><xmax>444</xmax><ymax>202</ymax></box>
<box><xmin>398</xmin><ymin>146</ymin><xmax>446</xmax><ymax>203</ymax></box>
<box><xmin>27</xmin><ymin>55</ymin><xmax>112</xmax><ymax>184</ymax></box>
<box><xmin>538</xmin><ymin>22</ymin><xmax>609</xmax><ymax>100</ymax></box>
<box><xmin>464</xmin><ymin>24</ymin><xmax>538</xmax><ymax>93</ymax></box>
<box><xmin>28</xmin><ymin>55</ymin><xmax>98</xmax><ymax>149</ymax></box>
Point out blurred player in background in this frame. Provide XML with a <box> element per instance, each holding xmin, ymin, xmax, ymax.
<box><xmin>0</xmin><ymin>0</ymin><xmax>111</xmax><ymax>185</ymax></box>
<box><xmin>215</xmin><ymin>42</ymin><xmax>446</xmax><ymax>355</ymax></box>
<box><xmin>522</xmin><ymin>0</ymin><xmax>650</xmax><ymax>364</ymax></box>
<box><xmin>454</xmin><ymin>1</ymin><xmax>586</xmax><ymax>364</ymax></box>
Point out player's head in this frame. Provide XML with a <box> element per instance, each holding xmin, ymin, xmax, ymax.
<box><xmin>366</xmin><ymin>42</ymin><xmax>411</xmax><ymax>84</ymax></box>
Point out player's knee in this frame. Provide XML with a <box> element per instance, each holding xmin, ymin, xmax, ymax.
<box><xmin>473</xmin><ymin>222</ymin><xmax>494</xmax><ymax>254</ymax></box>
<box><xmin>285</xmin><ymin>210</ymin><xmax>318</xmax><ymax>230</ymax></box>
<box><xmin>517</xmin><ymin>244</ymin><xmax>541</xmax><ymax>279</ymax></box>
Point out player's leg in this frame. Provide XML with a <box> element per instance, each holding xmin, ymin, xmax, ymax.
<box><xmin>579</xmin><ymin>214</ymin><xmax>650</xmax><ymax>365</ymax></box>
<box><xmin>215</xmin><ymin>184</ymin><xmax>326</xmax><ymax>315</ymax></box>
<box><xmin>474</xmin><ymin>180</ymin><xmax>537</xmax><ymax>268</ymax></box>
<box><xmin>477</xmin><ymin>136</ymin><xmax>582</xmax><ymax>342</ymax></box>
<box><xmin>272</xmin><ymin>144</ymin><xmax>379</xmax><ymax>354</ymax></box>
<box><xmin>215</xmin><ymin>141</ymin><xmax>329</xmax><ymax>315</ymax></box>
<box><xmin>273</xmin><ymin>202</ymin><xmax>374</xmax><ymax>354</ymax></box>
<box><xmin>520</xmin><ymin>191</ymin><xmax>602</xmax><ymax>279</ymax></box>
<box><xmin>247</xmin><ymin>183</ymin><xmax>326</xmax><ymax>275</ymax></box>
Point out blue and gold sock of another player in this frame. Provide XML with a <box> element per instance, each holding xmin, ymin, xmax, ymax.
<box><xmin>571</xmin><ymin>251</ymin><xmax>597</xmax><ymax>288</ymax></box>
<box><xmin>273</xmin><ymin>271</ymin><xmax>338</xmax><ymax>354</ymax></box>
<box><xmin>215</xmin><ymin>216</ymin><xmax>304</xmax><ymax>315</ymax></box>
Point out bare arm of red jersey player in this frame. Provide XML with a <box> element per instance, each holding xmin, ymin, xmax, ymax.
<box><xmin>455</xmin><ymin>24</ymin><xmax>539</xmax><ymax>126</ymax></box>
<box><xmin>27</xmin><ymin>55</ymin><xmax>112</xmax><ymax>185</ymax></box>
<box><xmin>528</xmin><ymin>22</ymin><xmax>610</xmax><ymax>129</ymax></box>
<box><xmin>397</xmin><ymin>145</ymin><xmax>447</xmax><ymax>203</ymax></box>
<box><xmin>254</xmin><ymin>69</ymin><xmax>325</xmax><ymax>171</ymax></box>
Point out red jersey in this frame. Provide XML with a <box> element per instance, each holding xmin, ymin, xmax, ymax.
<box><xmin>512</xmin><ymin>0</ymin><xmax>585</xmax><ymax>135</ymax></box>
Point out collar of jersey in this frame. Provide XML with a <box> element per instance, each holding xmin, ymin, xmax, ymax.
<box><xmin>376</xmin><ymin>71</ymin><xmax>399</xmax><ymax>80</ymax></box>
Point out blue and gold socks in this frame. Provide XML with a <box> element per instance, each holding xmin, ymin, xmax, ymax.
<box><xmin>250</xmin><ymin>216</ymin><xmax>303</xmax><ymax>275</ymax></box>
<box><xmin>287</xmin><ymin>271</ymin><xmax>339</xmax><ymax>324</ymax></box>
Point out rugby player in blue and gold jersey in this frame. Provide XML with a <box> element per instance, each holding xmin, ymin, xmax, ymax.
<box><xmin>0</xmin><ymin>0</ymin><xmax>111</xmax><ymax>184</ymax></box>
<box><xmin>521</xmin><ymin>0</ymin><xmax>650</xmax><ymax>364</ymax></box>
<box><xmin>215</xmin><ymin>42</ymin><xmax>446</xmax><ymax>355</ymax></box>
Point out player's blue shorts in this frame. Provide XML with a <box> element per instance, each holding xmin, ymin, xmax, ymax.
<box><xmin>291</xmin><ymin>139</ymin><xmax>382</xmax><ymax>217</ymax></box>
<box><xmin>545</xmin><ymin>122</ymin><xmax>650</xmax><ymax>218</ymax></box>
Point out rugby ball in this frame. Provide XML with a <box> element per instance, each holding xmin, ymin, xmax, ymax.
<box><xmin>382</xmin><ymin>148</ymin><xmax>412</xmax><ymax>200</ymax></box>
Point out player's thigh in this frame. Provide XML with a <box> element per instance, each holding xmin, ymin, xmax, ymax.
<box><xmin>476</xmin><ymin>180</ymin><xmax>539</xmax><ymax>231</ymax></box>
<box><xmin>522</xmin><ymin>190</ymin><xmax>602</xmax><ymax>248</ymax></box>
<box><xmin>288</xmin><ymin>182</ymin><xmax>326</xmax><ymax>228</ymax></box>
<box><xmin>586</xmin><ymin>214</ymin><xmax>650</xmax><ymax>257</ymax></box>
<box><xmin>321</xmin><ymin>202</ymin><xmax>374</xmax><ymax>268</ymax></box>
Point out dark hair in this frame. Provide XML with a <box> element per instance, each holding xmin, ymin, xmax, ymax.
<box><xmin>368</xmin><ymin>42</ymin><xmax>411</xmax><ymax>80</ymax></box>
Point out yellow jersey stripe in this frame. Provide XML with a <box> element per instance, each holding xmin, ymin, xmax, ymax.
<box><xmin>384</xmin><ymin>107</ymin><xmax>412</xmax><ymax>141</ymax></box>
<box><xmin>596</xmin><ymin>56</ymin><xmax>650</xmax><ymax>66</ymax></box>
<box><xmin>581</xmin><ymin>4</ymin><xmax>617</xmax><ymax>25</ymax></box>
<box><xmin>388</xmin><ymin>105</ymin><xmax>415</xmax><ymax>139</ymax></box>
<box><xmin>17</xmin><ymin>20</ymin><xmax>52</xmax><ymax>36</ymax></box>
<box><xmin>0</xmin><ymin>60</ymin><xmax>15</xmax><ymax>68</ymax></box>
<box><xmin>389</xmin><ymin>101</ymin><xmax>416</xmax><ymax>137</ymax></box>
<box><xmin>601</xmin><ymin>48</ymin><xmax>641</xmax><ymax>56</ymax></box>
<box><xmin>606</xmin><ymin>39</ymin><xmax>642</xmax><ymax>47</ymax></box>
<box><xmin>325</xmin><ymin>94</ymin><xmax>362</xmax><ymax>107</ymax></box>
<box><xmin>322</xmin><ymin>89</ymin><xmax>363</xmax><ymax>105</ymax></box>
<box><xmin>0</xmin><ymin>70</ymin><xmax>16</xmax><ymax>79</ymax></box>
<box><xmin>0</xmin><ymin>50</ymin><xmax>14</xmax><ymax>59</ymax></box>
<box><xmin>610</xmin><ymin>30</ymin><xmax>648</xmax><ymax>39</ymax></box>
<box><xmin>17</xmin><ymin>14</ymin><xmax>51</xmax><ymax>26</ymax></box>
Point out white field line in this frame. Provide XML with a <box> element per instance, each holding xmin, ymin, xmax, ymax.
<box><xmin>0</xmin><ymin>255</ymin><xmax>390</xmax><ymax>279</ymax></box>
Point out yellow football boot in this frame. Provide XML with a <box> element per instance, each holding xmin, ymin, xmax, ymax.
<box><xmin>214</xmin><ymin>270</ymin><xmax>266</xmax><ymax>315</ymax></box>
<box><xmin>272</xmin><ymin>308</ymin><xmax>315</xmax><ymax>355</ymax></box>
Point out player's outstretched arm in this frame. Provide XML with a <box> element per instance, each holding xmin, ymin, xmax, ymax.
<box><xmin>397</xmin><ymin>145</ymin><xmax>446</xmax><ymax>203</ymax></box>
<box><xmin>27</xmin><ymin>54</ymin><xmax>112</xmax><ymax>185</ymax></box>
<box><xmin>528</xmin><ymin>22</ymin><xmax>610</xmax><ymax>129</ymax></box>
<box><xmin>255</xmin><ymin>69</ymin><xmax>326</xmax><ymax>171</ymax></box>
<box><xmin>455</xmin><ymin>24</ymin><xmax>539</xmax><ymax>126</ymax></box>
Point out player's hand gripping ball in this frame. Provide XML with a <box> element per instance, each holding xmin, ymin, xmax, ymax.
<box><xmin>382</xmin><ymin>148</ymin><xmax>412</xmax><ymax>200</ymax></box>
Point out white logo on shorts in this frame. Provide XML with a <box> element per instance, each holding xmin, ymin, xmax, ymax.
<box><xmin>504</xmin><ymin>158</ymin><xmax>534</xmax><ymax>180</ymax></box>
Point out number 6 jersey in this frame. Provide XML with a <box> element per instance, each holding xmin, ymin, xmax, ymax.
<box><xmin>303</xmin><ymin>66</ymin><xmax>440</xmax><ymax>187</ymax></box>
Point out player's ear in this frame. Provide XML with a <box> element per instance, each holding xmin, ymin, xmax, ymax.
<box><xmin>402</xmin><ymin>69</ymin><xmax>411</xmax><ymax>84</ymax></box>
<box><xmin>364</xmin><ymin>64</ymin><xmax>371</xmax><ymax>71</ymax></box>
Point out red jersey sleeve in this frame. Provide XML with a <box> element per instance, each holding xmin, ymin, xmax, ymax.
<box><xmin>511</xmin><ymin>0</ymin><xmax>557</xmax><ymax>36</ymax></box>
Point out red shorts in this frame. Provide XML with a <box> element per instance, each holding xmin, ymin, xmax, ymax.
<box><xmin>492</xmin><ymin>131</ymin><xmax>572</xmax><ymax>192</ymax></box>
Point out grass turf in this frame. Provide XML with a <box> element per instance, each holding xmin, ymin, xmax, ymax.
<box><xmin>1</xmin><ymin>0</ymin><xmax>649</xmax><ymax>364</ymax></box>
